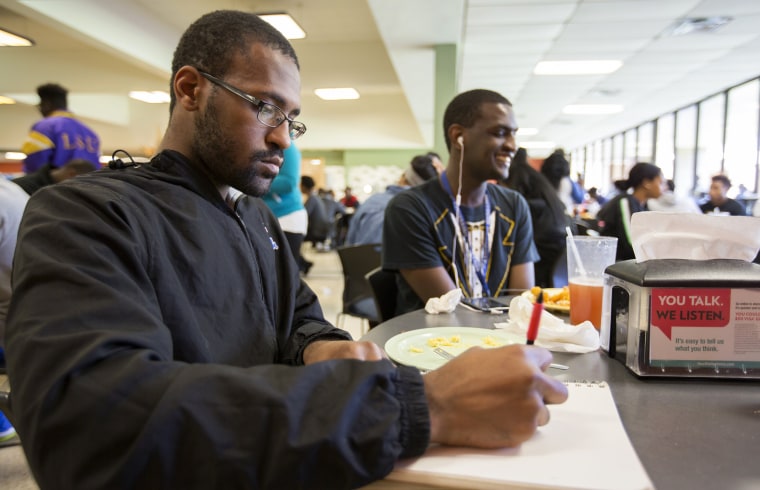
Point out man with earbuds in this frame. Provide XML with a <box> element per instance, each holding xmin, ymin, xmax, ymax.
<box><xmin>383</xmin><ymin>89</ymin><xmax>539</xmax><ymax>315</ymax></box>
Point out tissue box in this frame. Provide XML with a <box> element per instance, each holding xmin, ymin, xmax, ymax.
<box><xmin>601</xmin><ymin>259</ymin><xmax>760</xmax><ymax>379</ymax></box>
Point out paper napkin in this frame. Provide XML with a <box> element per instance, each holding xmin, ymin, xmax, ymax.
<box><xmin>424</xmin><ymin>288</ymin><xmax>463</xmax><ymax>314</ymax></box>
<box><xmin>494</xmin><ymin>296</ymin><xmax>600</xmax><ymax>353</ymax></box>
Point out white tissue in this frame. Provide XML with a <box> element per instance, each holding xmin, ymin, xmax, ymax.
<box><xmin>494</xmin><ymin>296</ymin><xmax>600</xmax><ymax>353</ymax></box>
<box><xmin>631</xmin><ymin>212</ymin><xmax>760</xmax><ymax>263</ymax></box>
<box><xmin>424</xmin><ymin>288</ymin><xmax>463</xmax><ymax>314</ymax></box>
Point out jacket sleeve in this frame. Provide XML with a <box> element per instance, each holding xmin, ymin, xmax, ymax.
<box><xmin>6</xmin><ymin>185</ymin><xmax>430</xmax><ymax>490</ymax></box>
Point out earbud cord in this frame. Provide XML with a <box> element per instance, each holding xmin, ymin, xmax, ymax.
<box><xmin>452</xmin><ymin>143</ymin><xmax>464</xmax><ymax>289</ymax></box>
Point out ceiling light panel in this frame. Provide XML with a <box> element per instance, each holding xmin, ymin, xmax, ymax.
<box><xmin>0</xmin><ymin>28</ymin><xmax>34</xmax><ymax>46</ymax></box>
<box><xmin>314</xmin><ymin>88</ymin><xmax>360</xmax><ymax>100</ymax></box>
<box><xmin>129</xmin><ymin>91</ymin><xmax>170</xmax><ymax>104</ymax></box>
<box><xmin>259</xmin><ymin>13</ymin><xmax>306</xmax><ymax>40</ymax></box>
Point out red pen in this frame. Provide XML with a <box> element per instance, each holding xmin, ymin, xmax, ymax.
<box><xmin>526</xmin><ymin>290</ymin><xmax>544</xmax><ymax>345</ymax></box>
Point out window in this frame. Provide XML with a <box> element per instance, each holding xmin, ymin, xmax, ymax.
<box><xmin>724</xmin><ymin>79</ymin><xmax>759</xmax><ymax>194</ymax></box>
<box><xmin>637</xmin><ymin>121</ymin><xmax>655</xmax><ymax>162</ymax></box>
<box><xmin>675</xmin><ymin>105</ymin><xmax>697</xmax><ymax>194</ymax></box>
<box><xmin>696</xmin><ymin>93</ymin><xmax>726</xmax><ymax>193</ymax></box>
<box><xmin>655</xmin><ymin>113</ymin><xmax>675</xmax><ymax>179</ymax></box>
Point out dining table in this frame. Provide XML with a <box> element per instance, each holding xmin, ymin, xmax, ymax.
<box><xmin>360</xmin><ymin>304</ymin><xmax>760</xmax><ymax>490</ymax></box>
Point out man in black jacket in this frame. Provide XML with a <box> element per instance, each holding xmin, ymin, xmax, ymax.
<box><xmin>6</xmin><ymin>10</ymin><xmax>567</xmax><ymax>489</ymax></box>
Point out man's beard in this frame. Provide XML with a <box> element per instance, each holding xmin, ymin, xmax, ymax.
<box><xmin>191</xmin><ymin>99</ymin><xmax>281</xmax><ymax>197</ymax></box>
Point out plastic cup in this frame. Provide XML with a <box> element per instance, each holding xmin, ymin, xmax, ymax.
<box><xmin>566</xmin><ymin>236</ymin><xmax>617</xmax><ymax>329</ymax></box>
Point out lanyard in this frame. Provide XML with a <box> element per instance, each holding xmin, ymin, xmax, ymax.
<box><xmin>440</xmin><ymin>175</ymin><xmax>492</xmax><ymax>297</ymax></box>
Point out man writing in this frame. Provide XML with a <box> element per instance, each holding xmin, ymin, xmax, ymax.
<box><xmin>383</xmin><ymin>89</ymin><xmax>539</xmax><ymax>314</ymax></box>
<box><xmin>6</xmin><ymin>11</ymin><xmax>566</xmax><ymax>489</ymax></box>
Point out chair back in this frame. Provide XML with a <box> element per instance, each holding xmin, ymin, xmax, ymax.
<box><xmin>366</xmin><ymin>267</ymin><xmax>398</xmax><ymax>323</ymax></box>
<box><xmin>336</xmin><ymin>243</ymin><xmax>382</xmax><ymax>324</ymax></box>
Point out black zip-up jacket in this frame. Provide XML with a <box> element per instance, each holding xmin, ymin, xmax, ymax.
<box><xmin>6</xmin><ymin>150</ymin><xmax>428</xmax><ymax>489</ymax></box>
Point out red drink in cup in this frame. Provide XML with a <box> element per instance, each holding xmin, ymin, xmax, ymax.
<box><xmin>569</xmin><ymin>277</ymin><xmax>605</xmax><ymax>330</ymax></box>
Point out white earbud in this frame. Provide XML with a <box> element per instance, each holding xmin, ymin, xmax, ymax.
<box><xmin>457</xmin><ymin>135</ymin><xmax>464</xmax><ymax>147</ymax></box>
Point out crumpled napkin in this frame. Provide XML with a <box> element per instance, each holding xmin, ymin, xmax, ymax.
<box><xmin>425</xmin><ymin>288</ymin><xmax>463</xmax><ymax>314</ymax></box>
<box><xmin>493</xmin><ymin>296</ymin><xmax>600</xmax><ymax>353</ymax></box>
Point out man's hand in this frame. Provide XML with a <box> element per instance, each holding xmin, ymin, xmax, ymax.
<box><xmin>423</xmin><ymin>344</ymin><xmax>568</xmax><ymax>448</ymax></box>
<box><xmin>303</xmin><ymin>340</ymin><xmax>387</xmax><ymax>364</ymax></box>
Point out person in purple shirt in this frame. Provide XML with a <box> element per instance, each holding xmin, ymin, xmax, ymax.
<box><xmin>21</xmin><ymin>83</ymin><xmax>101</xmax><ymax>173</ymax></box>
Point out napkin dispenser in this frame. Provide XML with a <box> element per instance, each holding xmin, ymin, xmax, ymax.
<box><xmin>601</xmin><ymin>259</ymin><xmax>760</xmax><ymax>379</ymax></box>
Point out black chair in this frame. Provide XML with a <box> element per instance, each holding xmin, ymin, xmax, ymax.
<box><xmin>336</xmin><ymin>243</ymin><xmax>382</xmax><ymax>332</ymax></box>
<box><xmin>365</xmin><ymin>267</ymin><xmax>398</xmax><ymax>324</ymax></box>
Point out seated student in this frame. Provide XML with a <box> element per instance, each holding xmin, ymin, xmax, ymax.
<box><xmin>383</xmin><ymin>89</ymin><xmax>539</xmax><ymax>315</ymax></box>
<box><xmin>346</xmin><ymin>154</ymin><xmax>439</xmax><ymax>246</ymax></box>
<box><xmin>647</xmin><ymin>179</ymin><xmax>701</xmax><ymax>214</ymax></box>
<box><xmin>597</xmin><ymin>162</ymin><xmax>665</xmax><ymax>261</ymax></box>
<box><xmin>5</xmin><ymin>11</ymin><xmax>567</xmax><ymax>489</ymax></box>
<box><xmin>699</xmin><ymin>174</ymin><xmax>746</xmax><ymax>216</ymax></box>
<box><xmin>300</xmin><ymin>175</ymin><xmax>331</xmax><ymax>253</ymax></box>
<box><xmin>12</xmin><ymin>158</ymin><xmax>96</xmax><ymax>195</ymax></box>
<box><xmin>502</xmin><ymin>147</ymin><xmax>573</xmax><ymax>288</ymax></box>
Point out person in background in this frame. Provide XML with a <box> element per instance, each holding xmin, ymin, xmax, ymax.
<box><xmin>300</xmin><ymin>175</ymin><xmax>330</xmax><ymax>266</ymax></box>
<box><xmin>699</xmin><ymin>174</ymin><xmax>746</xmax><ymax>216</ymax></box>
<box><xmin>0</xmin><ymin>178</ymin><xmax>29</xmax><ymax>447</ymax></box>
<box><xmin>12</xmin><ymin>158</ymin><xmax>96</xmax><ymax>196</ymax></box>
<box><xmin>339</xmin><ymin>186</ymin><xmax>360</xmax><ymax>209</ymax></box>
<box><xmin>5</xmin><ymin>11</ymin><xmax>567</xmax><ymax>488</ymax></box>
<box><xmin>502</xmin><ymin>147</ymin><xmax>573</xmax><ymax>288</ymax></box>
<box><xmin>319</xmin><ymin>188</ymin><xmax>345</xmax><ymax>250</ymax></box>
<box><xmin>262</xmin><ymin>143</ymin><xmax>308</xmax><ymax>270</ymax></box>
<box><xmin>540</xmin><ymin>149</ymin><xmax>576</xmax><ymax>216</ymax></box>
<box><xmin>647</xmin><ymin>179</ymin><xmax>701</xmax><ymax>214</ymax></box>
<box><xmin>21</xmin><ymin>83</ymin><xmax>101</xmax><ymax>173</ymax></box>
<box><xmin>346</xmin><ymin>154</ymin><xmax>440</xmax><ymax>246</ymax></box>
<box><xmin>597</xmin><ymin>162</ymin><xmax>665</xmax><ymax>261</ymax></box>
<box><xmin>427</xmin><ymin>151</ymin><xmax>445</xmax><ymax>174</ymax></box>
<box><xmin>582</xmin><ymin>186</ymin><xmax>607</xmax><ymax>218</ymax></box>
<box><xmin>383</xmin><ymin>89</ymin><xmax>539</xmax><ymax>315</ymax></box>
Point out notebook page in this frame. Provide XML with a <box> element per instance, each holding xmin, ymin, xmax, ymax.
<box><xmin>381</xmin><ymin>381</ymin><xmax>654</xmax><ymax>490</ymax></box>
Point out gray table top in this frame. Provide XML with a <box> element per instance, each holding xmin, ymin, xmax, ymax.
<box><xmin>361</xmin><ymin>306</ymin><xmax>760</xmax><ymax>490</ymax></box>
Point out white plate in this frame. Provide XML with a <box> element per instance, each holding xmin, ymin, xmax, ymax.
<box><xmin>384</xmin><ymin>326</ymin><xmax>522</xmax><ymax>371</ymax></box>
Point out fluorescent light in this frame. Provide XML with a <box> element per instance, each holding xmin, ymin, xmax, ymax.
<box><xmin>0</xmin><ymin>95</ymin><xmax>15</xmax><ymax>104</ymax></box>
<box><xmin>129</xmin><ymin>91</ymin><xmax>170</xmax><ymax>104</ymax></box>
<box><xmin>517</xmin><ymin>127</ymin><xmax>538</xmax><ymax>136</ymax></box>
<box><xmin>520</xmin><ymin>141</ymin><xmax>556</xmax><ymax>150</ymax></box>
<box><xmin>534</xmin><ymin>60</ymin><xmax>622</xmax><ymax>75</ymax></box>
<box><xmin>259</xmin><ymin>13</ymin><xmax>305</xmax><ymax>39</ymax></box>
<box><xmin>0</xmin><ymin>28</ymin><xmax>34</xmax><ymax>46</ymax></box>
<box><xmin>562</xmin><ymin>104</ymin><xmax>623</xmax><ymax>115</ymax></box>
<box><xmin>314</xmin><ymin>88</ymin><xmax>360</xmax><ymax>101</ymax></box>
<box><xmin>4</xmin><ymin>152</ymin><xmax>26</xmax><ymax>160</ymax></box>
<box><xmin>309</xmin><ymin>159</ymin><xmax>322</xmax><ymax>166</ymax></box>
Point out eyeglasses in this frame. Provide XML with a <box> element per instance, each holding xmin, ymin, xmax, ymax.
<box><xmin>199</xmin><ymin>71</ymin><xmax>307</xmax><ymax>140</ymax></box>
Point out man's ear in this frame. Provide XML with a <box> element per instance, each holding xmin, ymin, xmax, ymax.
<box><xmin>173</xmin><ymin>66</ymin><xmax>203</xmax><ymax>111</ymax></box>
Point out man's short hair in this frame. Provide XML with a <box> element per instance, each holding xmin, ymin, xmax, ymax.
<box><xmin>442</xmin><ymin>89</ymin><xmax>512</xmax><ymax>150</ymax></box>
<box><xmin>169</xmin><ymin>10</ymin><xmax>300</xmax><ymax>112</ymax></box>
<box><xmin>712</xmin><ymin>174</ymin><xmax>731</xmax><ymax>189</ymax></box>
<box><xmin>404</xmin><ymin>155</ymin><xmax>437</xmax><ymax>186</ymax></box>
<box><xmin>37</xmin><ymin>83</ymin><xmax>68</xmax><ymax>109</ymax></box>
<box><xmin>301</xmin><ymin>175</ymin><xmax>316</xmax><ymax>190</ymax></box>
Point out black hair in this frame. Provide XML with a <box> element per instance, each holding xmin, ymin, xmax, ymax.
<box><xmin>409</xmin><ymin>154</ymin><xmax>438</xmax><ymax>181</ymax></box>
<box><xmin>426</xmin><ymin>151</ymin><xmax>442</xmax><ymax>161</ymax></box>
<box><xmin>169</xmin><ymin>10</ymin><xmax>300</xmax><ymax>112</ymax></box>
<box><xmin>37</xmin><ymin>83</ymin><xmax>68</xmax><ymax>109</ymax></box>
<box><xmin>503</xmin><ymin>148</ymin><xmax>568</xmax><ymax>226</ymax></box>
<box><xmin>711</xmin><ymin>174</ymin><xmax>731</xmax><ymax>189</ymax></box>
<box><xmin>539</xmin><ymin>150</ymin><xmax>570</xmax><ymax>189</ymax></box>
<box><xmin>301</xmin><ymin>175</ymin><xmax>316</xmax><ymax>190</ymax></box>
<box><xmin>613</xmin><ymin>162</ymin><xmax>662</xmax><ymax>191</ymax></box>
<box><xmin>442</xmin><ymin>89</ymin><xmax>511</xmax><ymax>151</ymax></box>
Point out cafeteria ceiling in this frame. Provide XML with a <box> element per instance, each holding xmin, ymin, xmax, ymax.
<box><xmin>1</xmin><ymin>0</ymin><xmax>759</xmax><ymax>158</ymax></box>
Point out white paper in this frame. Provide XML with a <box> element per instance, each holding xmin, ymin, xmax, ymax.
<box><xmin>631</xmin><ymin>212</ymin><xmax>760</xmax><ymax>263</ymax></box>
<box><xmin>424</xmin><ymin>288</ymin><xmax>462</xmax><ymax>314</ymax></box>
<box><xmin>494</xmin><ymin>296</ymin><xmax>600</xmax><ymax>353</ymax></box>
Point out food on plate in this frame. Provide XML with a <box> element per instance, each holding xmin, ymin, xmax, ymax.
<box><xmin>525</xmin><ymin>286</ymin><xmax>570</xmax><ymax>310</ymax></box>
<box><xmin>408</xmin><ymin>334</ymin><xmax>503</xmax><ymax>354</ymax></box>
